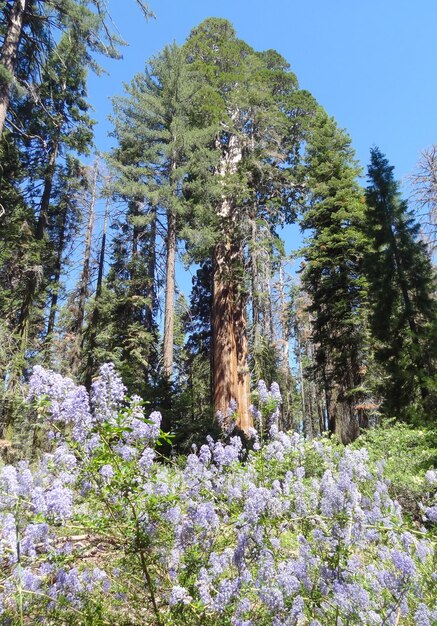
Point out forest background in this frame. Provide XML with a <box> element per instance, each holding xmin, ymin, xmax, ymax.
<box><xmin>1</xmin><ymin>0</ymin><xmax>437</xmax><ymax>448</ymax></box>
<box><xmin>1</xmin><ymin>2</ymin><xmax>437</xmax><ymax>624</ymax></box>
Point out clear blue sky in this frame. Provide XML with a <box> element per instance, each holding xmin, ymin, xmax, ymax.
<box><xmin>85</xmin><ymin>0</ymin><xmax>437</xmax><ymax>292</ymax></box>
<box><xmin>88</xmin><ymin>0</ymin><xmax>437</xmax><ymax>180</ymax></box>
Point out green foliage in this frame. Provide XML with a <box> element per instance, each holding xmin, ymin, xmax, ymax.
<box><xmin>182</xmin><ymin>18</ymin><xmax>317</xmax><ymax>261</ymax></box>
<box><xmin>364</xmin><ymin>148</ymin><xmax>437</xmax><ymax>422</ymax></box>
<box><xmin>3</xmin><ymin>366</ymin><xmax>436</xmax><ymax>624</ymax></box>
<box><xmin>352</xmin><ymin>422</ymin><xmax>437</xmax><ymax>520</ymax></box>
<box><xmin>300</xmin><ymin>111</ymin><xmax>371</xmax><ymax>442</ymax></box>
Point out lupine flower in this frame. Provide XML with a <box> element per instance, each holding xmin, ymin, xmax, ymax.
<box><xmin>424</xmin><ymin>505</ymin><xmax>437</xmax><ymax>523</ymax></box>
<box><xmin>169</xmin><ymin>585</ymin><xmax>192</xmax><ymax>606</ymax></box>
<box><xmin>424</xmin><ymin>469</ymin><xmax>437</xmax><ymax>484</ymax></box>
<box><xmin>0</xmin><ymin>365</ymin><xmax>433</xmax><ymax>625</ymax></box>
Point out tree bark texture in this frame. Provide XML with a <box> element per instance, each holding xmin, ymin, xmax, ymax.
<box><xmin>212</xmin><ymin>239</ymin><xmax>251</xmax><ymax>432</ymax></box>
<box><xmin>212</xmin><ymin>130</ymin><xmax>251</xmax><ymax>432</ymax></box>
<box><xmin>0</xmin><ymin>0</ymin><xmax>27</xmax><ymax>136</ymax></box>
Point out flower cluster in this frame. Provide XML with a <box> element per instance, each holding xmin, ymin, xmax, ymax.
<box><xmin>250</xmin><ymin>379</ymin><xmax>282</xmax><ymax>437</ymax></box>
<box><xmin>0</xmin><ymin>365</ymin><xmax>435</xmax><ymax>625</ymax></box>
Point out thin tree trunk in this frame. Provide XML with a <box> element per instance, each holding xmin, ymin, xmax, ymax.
<box><xmin>163</xmin><ymin>207</ymin><xmax>176</xmax><ymax>378</ymax></box>
<box><xmin>14</xmin><ymin>134</ymin><xmax>59</xmax><ymax>381</ymax></box>
<box><xmin>234</xmin><ymin>276</ymin><xmax>251</xmax><ymax>432</ymax></box>
<box><xmin>296</xmin><ymin>335</ymin><xmax>310</xmax><ymax>438</ymax></box>
<box><xmin>0</xmin><ymin>0</ymin><xmax>27</xmax><ymax>137</ymax></box>
<box><xmin>251</xmin><ymin>217</ymin><xmax>261</xmax><ymax>351</ymax></box>
<box><xmin>145</xmin><ymin>206</ymin><xmax>156</xmax><ymax>333</ymax></box>
<box><xmin>71</xmin><ymin>163</ymin><xmax>97</xmax><ymax>374</ymax></box>
<box><xmin>36</xmin><ymin>139</ymin><xmax>59</xmax><ymax>240</ymax></box>
<box><xmin>46</xmin><ymin>204</ymin><xmax>68</xmax><ymax>340</ymax></box>
<box><xmin>278</xmin><ymin>263</ymin><xmax>291</xmax><ymax>370</ymax></box>
<box><xmin>83</xmin><ymin>194</ymin><xmax>109</xmax><ymax>389</ymax></box>
<box><xmin>96</xmin><ymin>196</ymin><xmax>110</xmax><ymax>299</ymax></box>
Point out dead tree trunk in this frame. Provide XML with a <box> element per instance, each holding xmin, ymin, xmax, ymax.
<box><xmin>71</xmin><ymin>162</ymin><xmax>97</xmax><ymax>375</ymax></box>
<box><xmin>83</xmin><ymin>194</ymin><xmax>109</xmax><ymax>390</ymax></box>
<box><xmin>46</xmin><ymin>204</ymin><xmax>68</xmax><ymax>340</ymax></box>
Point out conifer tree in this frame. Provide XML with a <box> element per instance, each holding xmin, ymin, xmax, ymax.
<box><xmin>300</xmin><ymin>111</ymin><xmax>370</xmax><ymax>443</ymax></box>
<box><xmin>0</xmin><ymin>0</ymin><xmax>152</xmax><ymax>136</ymax></box>
<box><xmin>0</xmin><ymin>132</ymin><xmax>39</xmax><ymax>392</ymax></box>
<box><xmin>110</xmin><ymin>43</ymin><xmax>207</xmax><ymax>381</ymax></box>
<box><xmin>365</xmin><ymin>147</ymin><xmax>437</xmax><ymax>420</ymax></box>
<box><xmin>108</xmin><ymin>43</ymin><xmax>202</xmax><ymax>389</ymax></box>
<box><xmin>9</xmin><ymin>30</ymin><xmax>95</xmax><ymax>378</ymax></box>
<box><xmin>183</xmin><ymin>18</ymin><xmax>316</xmax><ymax>431</ymax></box>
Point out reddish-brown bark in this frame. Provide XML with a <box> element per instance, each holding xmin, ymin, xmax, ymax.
<box><xmin>212</xmin><ymin>239</ymin><xmax>251</xmax><ymax>432</ymax></box>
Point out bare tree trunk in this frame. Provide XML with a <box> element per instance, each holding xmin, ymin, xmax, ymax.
<box><xmin>212</xmin><ymin>239</ymin><xmax>251</xmax><ymax>432</ymax></box>
<box><xmin>278</xmin><ymin>264</ymin><xmax>289</xmax><ymax>368</ymax></box>
<box><xmin>163</xmin><ymin>207</ymin><xmax>176</xmax><ymax>378</ymax></box>
<box><xmin>14</xmin><ymin>135</ymin><xmax>59</xmax><ymax>380</ymax></box>
<box><xmin>213</xmin><ymin>241</ymin><xmax>238</xmax><ymax>421</ymax></box>
<box><xmin>71</xmin><ymin>163</ymin><xmax>97</xmax><ymax>374</ymax></box>
<box><xmin>251</xmin><ymin>218</ymin><xmax>261</xmax><ymax>351</ymax></box>
<box><xmin>234</xmin><ymin>275</ymin><xmax>251</xmax><ymax>432</ymax></box>
<box><xmin>0</xmin><ymin>0</ymin><xmax>27</xmax><ymax>136</ymax></box>
<box><xmin>83</xmin><ymin>194</ymin><xmax>109</xmax><ymax>390</ymax></box>
<box><xmin>96</xmin><ymin>196</ymin><xmax>110</xmax><ymax>299</ymax></box>
<box><xmin>36</xmin><ymin>140</ymin><xmax>59</xmax><ymax>240</ymax></box>
<box><xmin>46</xmin><ymin>204</ymin><xmax>68</xmax><ymax>340</ymax></box>
<box><xmin>145</xmin><ymin>206</ymin><xmax>156</xmax><ymax>333</ymax></box>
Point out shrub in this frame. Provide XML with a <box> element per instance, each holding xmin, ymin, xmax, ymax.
<box><xmin>0</xmin><ymin>365</ymin><xmax>435</xmax><ymax>625</ymax></box>
<box><xmin>352</xmin><ymin>422</ymin><xmax>437</xmax><ymax>522</ymax></box>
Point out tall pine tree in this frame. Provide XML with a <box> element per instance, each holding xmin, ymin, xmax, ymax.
<box><xmin>365</xmin><ymin>147</ymin><xmax>437</xmax><ymax>421</ymax></box>
<box><xmin>300</xmin><ymin>111</ymin><xmax>370</xmax><ymax>443</ymax></box>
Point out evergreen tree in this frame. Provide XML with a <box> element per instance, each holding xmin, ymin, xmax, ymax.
<box><xmin>0</xmin><ymin>0</ymin><xmax>152</xmax><ymax>136</ymax></box>
<box><xmin>8</xmin><ymin>30</ymin><xmax>95</xmax><ymax>380</ymax></box>
<box><xmin>87</xmin><ymin>199</ymin><xmax>157</xmax><ymax>396</ymax></box>
<box><xmin>183</xmin><ymin>18</ymin><xmax>316</xmax><ymax>432</ymax></box>
<box><xmin>109</xmin><ymin>43</ymin><xmax>204</xmax><ymax>385</ymax></box>
<box><xmin>172</xmin><ymin>263</ymin><xmax>215</xmax><ymax>449</ymax></box>
<box><xmin>365</xmin><ymin>147</ymin><xmax>437</xmax><ymax>421</ymax></box>
<box><xmin>300</xmin><ymin>111</ymin><xmax>370</xmax><ymax>443</ymax></box>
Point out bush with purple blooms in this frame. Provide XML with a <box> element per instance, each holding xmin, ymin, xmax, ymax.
<box><xmin>0</xmin><ymin>364</ymin><xmax>436</xmax><ymax>625</ymax></box>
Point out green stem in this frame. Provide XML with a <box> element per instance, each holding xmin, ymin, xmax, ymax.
<box><xmin>15</xmin><ymin>504</ymin><xmax>24</xmax><ymax>626</ymax></box>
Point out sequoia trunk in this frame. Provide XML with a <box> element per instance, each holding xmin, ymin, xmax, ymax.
<box><xmin>212</xmin><ymin>238</ymin><xmax>251</xmax><ymax>432</ymax></box>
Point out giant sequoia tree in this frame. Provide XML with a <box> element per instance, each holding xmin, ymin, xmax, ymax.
<box><xmin>183</xmin><ymin>19</ymin><xmax>316</xmax><ymax>431</ymax></box>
